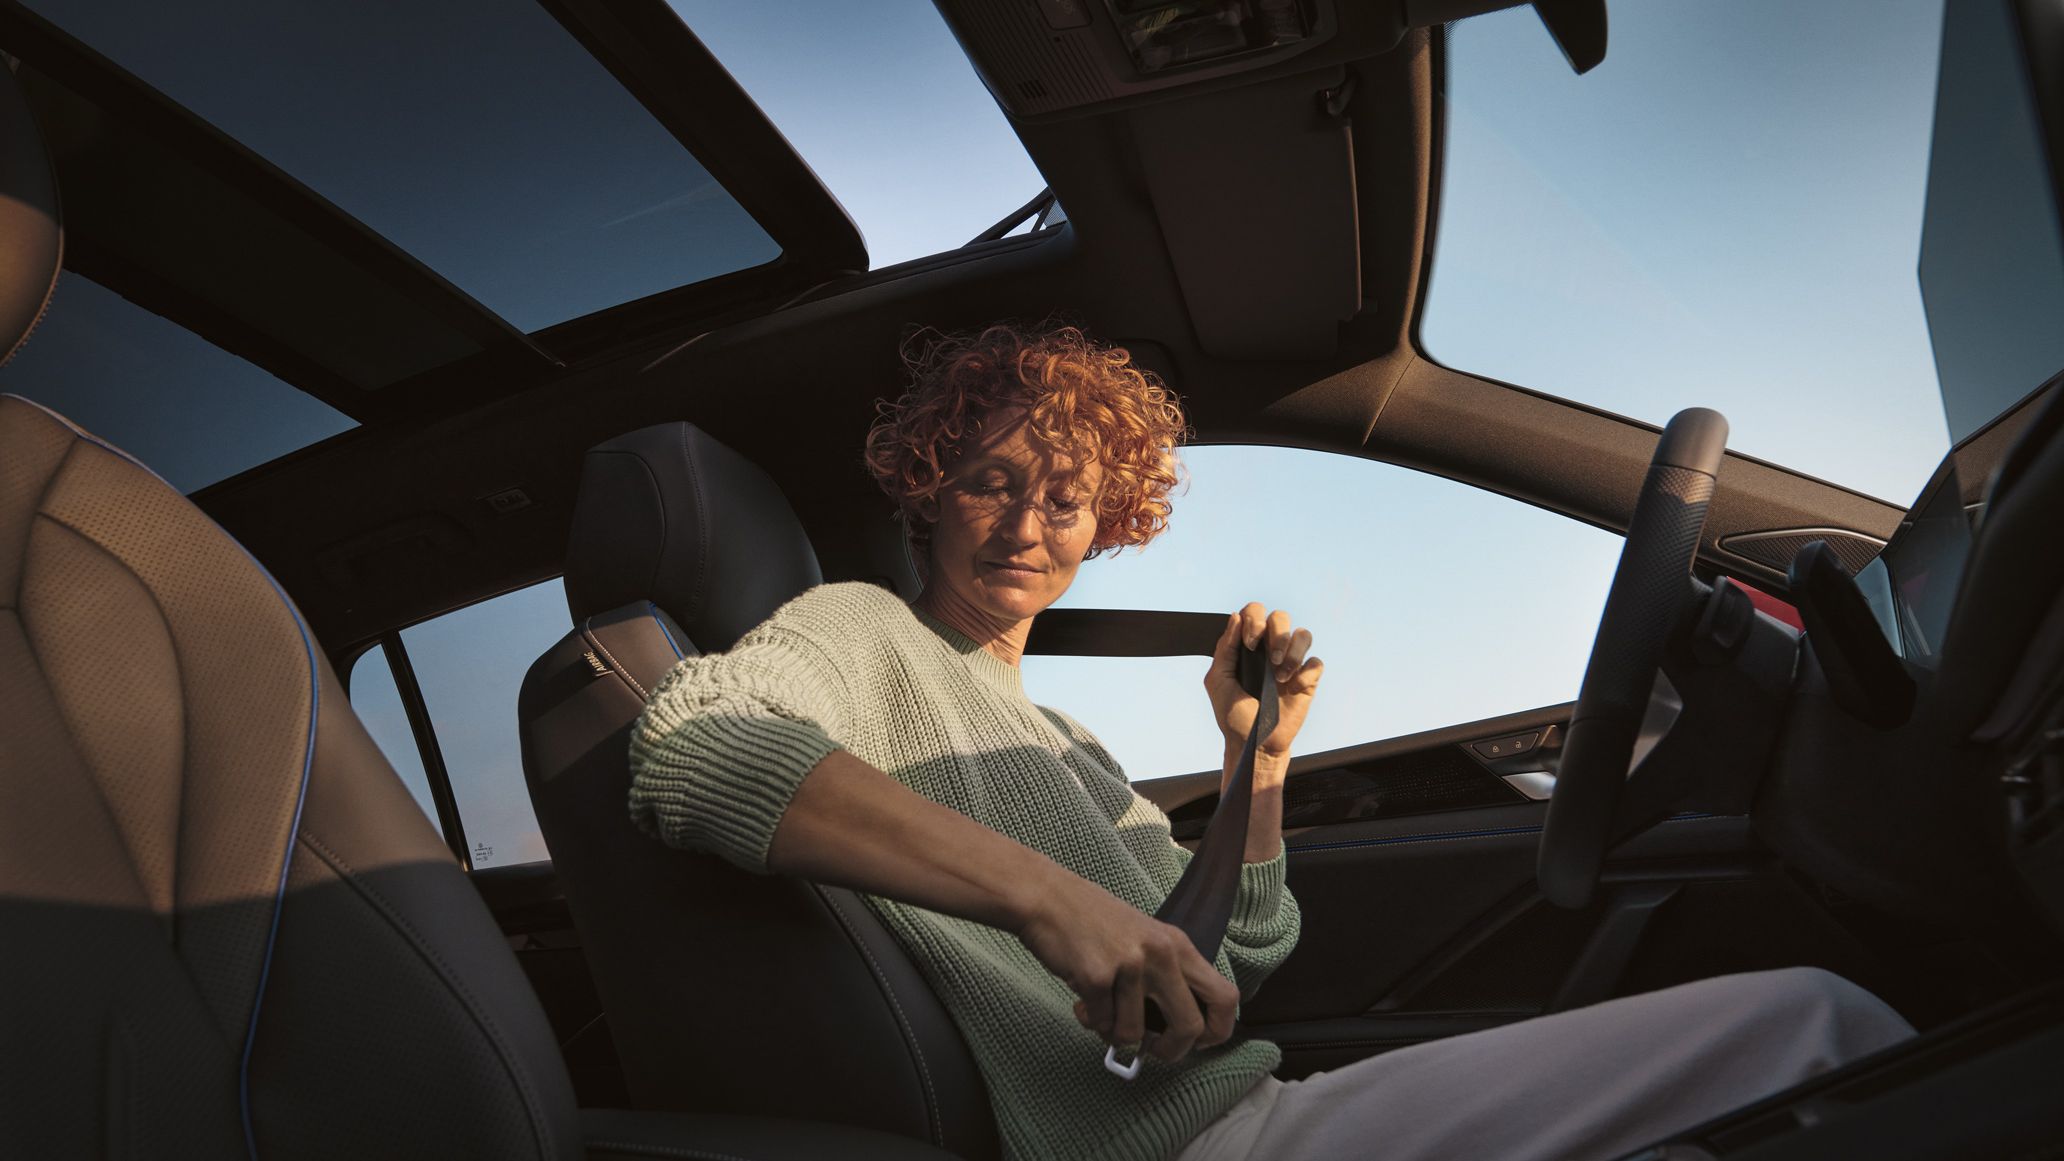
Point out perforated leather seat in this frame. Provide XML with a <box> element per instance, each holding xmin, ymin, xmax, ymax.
<box><xmin>0</xmin><ymin>60</ymin><xmax>951</xmax><ymax>1161</ymax></box>
<box><xmin>518</xmin><ymin>423</ymin><xmax>1000</xmax><ymax>1160</ymax></box>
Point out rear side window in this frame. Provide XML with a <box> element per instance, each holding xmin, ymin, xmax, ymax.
<box><xmin>347</xmin><ymin>578</ymin><xmax>571</xmax><ymax>869</ymax></box>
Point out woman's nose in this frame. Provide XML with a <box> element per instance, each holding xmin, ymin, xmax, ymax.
<box><xmin>1003</xmin><ymin>497</ymin><xmax>1045</xmax><ymax>540</ymax></box>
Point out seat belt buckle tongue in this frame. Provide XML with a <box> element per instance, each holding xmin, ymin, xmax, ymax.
<box><xmin>1103</xmin><ymin>1044</ymin><xmax>1143</xmax><ymax>1081</ymax></box>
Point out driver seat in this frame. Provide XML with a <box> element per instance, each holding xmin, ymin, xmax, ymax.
<box><xmin>516</xmin><ymin>423</ymin><xmax>999</xmax><ymax>1159</ymax></box>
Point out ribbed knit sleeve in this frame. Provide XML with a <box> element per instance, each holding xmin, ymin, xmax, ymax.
<box><xmin>1155</xmin><ymin>838</ymin><xmax>1301</xmax><ymax>998</ymax></box>
<box><xmin>1221</xmin><ymin>842</ymin><xmax>1301</xmax><ymax>998</ymax></box>
<box><xmin>628</xmin><ymin>625</ymin><xmax>846</xmax><ymax>873</ymax></box>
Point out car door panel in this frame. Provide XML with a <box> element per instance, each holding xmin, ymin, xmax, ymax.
<box><xmin>1134</xmin><ymin>704</ymin><xmax>1871</xmax><ymax>1077</ymax></box>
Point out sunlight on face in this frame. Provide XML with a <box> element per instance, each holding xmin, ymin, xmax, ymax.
<box><xmin>925</xmin><ymin>408</ymin><xmax>1106</xmax><ymax>625</ymax></box>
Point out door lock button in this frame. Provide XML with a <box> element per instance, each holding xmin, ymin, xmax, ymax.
<box><xmin>1471</xmin><ymin>731</ymin><xmax>1541</xmax><ymax>761</ymax></box>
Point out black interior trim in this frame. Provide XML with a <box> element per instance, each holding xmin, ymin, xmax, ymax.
<box><xmin>381</xmin><ymin>633</ymin><xmax>471</xmax><ymax>869</ymax></box>
<box><xmin>1139</xmin><ymin>701</ymin><xmax>1574</xmax><ymax>813</ymax></box>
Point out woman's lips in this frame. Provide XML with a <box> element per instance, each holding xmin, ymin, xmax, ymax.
<box><xmin>983</xmin><ymin>561</ymin><xmax>1043</xmax><ymax>578</ymax></box>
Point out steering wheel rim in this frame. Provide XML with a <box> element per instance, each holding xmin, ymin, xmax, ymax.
<box><xmin>1539</xmin><ymin>408</ymin><xmax>1729</xmax><ymax>909</ymax></box>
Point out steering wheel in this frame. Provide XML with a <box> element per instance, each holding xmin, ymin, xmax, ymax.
<box><xmin>1539</xmin><ymin>407</ymin><xmax>1730</xmax><ymax>909</ymax></box>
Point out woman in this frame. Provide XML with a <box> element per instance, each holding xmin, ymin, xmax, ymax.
<box><xmin>629</xmin><ymin>324</ymin><xmax>1910</xmax><ymax>1161</ymax></box>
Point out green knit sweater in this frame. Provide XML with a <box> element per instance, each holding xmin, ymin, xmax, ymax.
<box><xmin>629</xmin><ymin>581</ymin><xmax>1301</xmax><ymax>1161</ymax></box>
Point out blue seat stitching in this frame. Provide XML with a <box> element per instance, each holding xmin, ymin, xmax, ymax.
<box><xmin>648</xmin><ymin>600</ymin><xmax>684</xmax><ymax>659</ymax></box>
<box><xmin>236</xmin><ymin>563</ymin><xmax>318</xmax><ymax>1161</ymax></box>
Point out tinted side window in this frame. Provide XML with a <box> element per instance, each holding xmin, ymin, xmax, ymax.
<box><xmin>346</xmin><ymin>578</ymin><xmax>570</xmax><ymax>868</ymax></box>
<box><xmin>1019</xmin><ymin>446</ymin><xmax>1623</xmax><ymax>780</ymax></box>
<box><xmin>346</xmin><ymin>646</ymin><xmax>441</xmax><ymax>826</ymax></box>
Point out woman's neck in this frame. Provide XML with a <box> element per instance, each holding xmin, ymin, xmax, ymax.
<box><xmin>912</xmin><ymin>584</ymin><xmax>1031</xmax><ymax>667</ymax></box>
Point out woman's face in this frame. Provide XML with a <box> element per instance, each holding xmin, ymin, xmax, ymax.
<box><xmin>924</xmin><ymin>408</ymin><xmax>1104</xmax><ymax>626</ymax></box>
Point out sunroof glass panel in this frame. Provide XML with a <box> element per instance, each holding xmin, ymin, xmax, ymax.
<box><xmin>669</xmin><ymin>1</ymin><xmax>1048</xmax><ymax>269</ymax></box>
<box><xmin>26</xmin><ymin>0</ymin><xmax>780</xmax><ymax>333</ymax></box>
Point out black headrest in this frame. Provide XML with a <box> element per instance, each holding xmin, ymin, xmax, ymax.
<box><xmin>563</xmin><ymin>422</ymin><xmax>822</xmax><ymax>653</ymax></box>
<box><xmin>1</xmin><ymin>62</ymin><xmax>63</xmax><ymax>369</ymax></box>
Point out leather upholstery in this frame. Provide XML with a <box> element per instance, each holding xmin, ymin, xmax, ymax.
<box><xmin>0</xmin><ymin>63</ymin><xmax>62</xmax><ymax>368</ymax></box>
<box><xmin>0</xmin><ymin>395</ymin><xmax>585</xmax><ymax>1159</ymax></box>
<box><xmin>520</xmin><ymin>423</ymin><xmax>1000</xmax><ymax>1159</ymax></box>
<box><xmin>562</xmin><ymin>422</ymin><xmax>822</xmax><ymax>652</ymax></box>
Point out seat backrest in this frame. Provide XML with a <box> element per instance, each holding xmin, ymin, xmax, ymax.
<box><xmin>0</xmin><ymin>395</ymin><xmax>588</xmax><ymax>1160</ymax></box>
<box><xmin>518</xmin><ymin>423</ymin><xmax>999</xmax><ymax>1160</ymax></box>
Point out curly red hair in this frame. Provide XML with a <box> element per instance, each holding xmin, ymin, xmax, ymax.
<box><xmin>864</xmin><ymin>324</ymin><xmax>1188</xmax><ymax>560</ymax></box>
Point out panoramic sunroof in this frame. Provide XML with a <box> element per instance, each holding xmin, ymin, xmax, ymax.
<box><xmin>670</xmin><ymin>0</ymin><xmax>1046</xmax><ymax>268</ymax></box>
<box><xmin>24</xmin><ymin>0</ymin><xmax>780</xmax><ymax>333</ymax></box>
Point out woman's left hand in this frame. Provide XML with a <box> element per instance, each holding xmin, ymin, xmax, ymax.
<box><xmin>1206</xmin><ymin>603</ymin><xmax>1323</xmax><ymax>760</ymax></box>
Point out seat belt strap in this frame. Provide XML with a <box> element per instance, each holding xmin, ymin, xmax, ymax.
<box><xmin>1105</xmin><ymin>640</ymin><xmax>1278</xmax><ymax>1079</ymax></box>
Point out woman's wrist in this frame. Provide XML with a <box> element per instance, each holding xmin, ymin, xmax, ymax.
<box><xmin>1223</xmin><ymin>739</ymin><xmax>1291</xmax><ymax>786</ymax></box>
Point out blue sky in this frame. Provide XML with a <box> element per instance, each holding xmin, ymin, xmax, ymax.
<box><xmin>1422</xmin><ymin>0</ymin><xmax>1951</xmax><ymax>508</ymax></box>
<box><xmin>7</xmin><ymin>0</ymin><xmax>1983</xmax><ymax>862</ymax></box>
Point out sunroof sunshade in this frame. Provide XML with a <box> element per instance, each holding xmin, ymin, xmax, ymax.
<box><xmin>26</xmin><ymin>0</ymin><xmax>780</xmax><ymax>333</ymax></box>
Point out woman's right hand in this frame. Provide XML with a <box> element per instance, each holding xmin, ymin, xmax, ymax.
<box><xmin>769</xmin><ymin>750</ymin><xmax>1236</xmax><ymax>1063</ymax></box>
<box><xmin>1013</xmin><ymin>870</ymin><xmax>1239</xmax><ymax>1064</ymax></box>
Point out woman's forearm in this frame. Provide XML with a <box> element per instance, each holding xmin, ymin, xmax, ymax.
<box><xmin>767</xmin><ymin>747</ymin><xmax>1067</xmax><ymax>934</ymax></box>
<box><xmin>774</xmin><ymin>748</ymin><xmax>1242</xmax><ymax>1056</ymax></box>
<box><xmin>1224</xmin><ymin>743</ymin><xmax>1289</xmax><ymax>863</ymax></box>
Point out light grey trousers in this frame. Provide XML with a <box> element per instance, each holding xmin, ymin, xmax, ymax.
<box><xmin>1177</xmin><ymin>967</ymin><xmax>1914</xmax><ymax>1161</ymax></box>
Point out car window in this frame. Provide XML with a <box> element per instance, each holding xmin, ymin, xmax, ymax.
<box><xmin>665</xmin><ymin>1</ymin><xmax>1047</xmax><ymax>268</ymax></box>
<box><xmin>26</xmin><ymin>0</ymin><xmax>778</xmax><ymax>333</ymax></box>
<box><xmin>347</xmin><ymin>578</ymin><xmax>570</xmax><ymax>869</ymax></box>
<box><xmin>346</xmin><ymin>646</ymin><xmax>442</xmax><ymax>829</ymax></box>
<box><xmin>1020</xmin><ymin>446</ymin><xmax>1623</xmax><ymax>780</ymax></box>
<box><xmin>1422</xmin><ymin>0</ymin><xmax>1952</xmax><ymax>506</ymax></box>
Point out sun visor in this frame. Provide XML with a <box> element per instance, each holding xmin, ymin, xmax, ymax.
<box><xmin>1131</xmin><ymin>68</ymin><xmax>1362</xmax><ymax>361</ymax></box>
